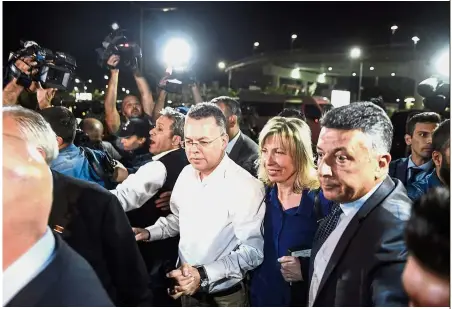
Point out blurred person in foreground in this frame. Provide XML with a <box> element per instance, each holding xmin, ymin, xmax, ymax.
<box><xmin>4</xmin><ymin>106</ymin><xmax>152</xmax><ymax>306</ymax></box>
<box><xmin>408</xmin><ymin>119</ymin><xmax>450</xmax><ymax>200</ymax></box>
<box><xmin>389</xmin><ymin>112</ymin><xmax>441</xmax><ymax>187</ymax></box>
<box><xmin>133</xmin><ymin>103</ymin><xmax>265</xmax><ymax>306</ymax></box>
<box><xmin>310</xmin><ymin>102</ymin><xmax>410</xmax><ymax>306</ymax></box>
<box><xmin>211</xmin><ymin>96</ymin><xmax>259</xmax><ymax>177</ymax></box>
<box><xmin>402</xmin><ymin>187</ymin><xmax>450</xmax><ymax>307</ymax></box>
<box><xmin>2</xmin><ymin>108</ymin><xmax>112</xmax><ymax>306</ymax></box>
<box><xmin>250</xmin><ymin>117</ymin><xmax>332</xmax><ymax>307</ymax></box>
<box><xmin>81</xmin><ymin>118</ymin><xmax>122</xmax><ymax>160</ymax></box>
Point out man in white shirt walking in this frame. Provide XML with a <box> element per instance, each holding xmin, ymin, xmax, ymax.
<box><xmin>133</xmin><ymin>103</ymin><xmax>266</xmax><ymax>307</ymax></box>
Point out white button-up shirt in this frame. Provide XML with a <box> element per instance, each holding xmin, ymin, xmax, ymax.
<box><xmin>308</xmin><ymin>181</ymin><xmax>383</xmax><ymax>306</ymax></box>
<box><xmin>147</xmin><ymin>154</ymin><xmax>266</xmax><ymax>293</ymax></box>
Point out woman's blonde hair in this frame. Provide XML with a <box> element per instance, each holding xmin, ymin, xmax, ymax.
<box><xmin>258</xmin><ymin>116</ymin><xmax>319</xmax><ymax>193</ymax></box>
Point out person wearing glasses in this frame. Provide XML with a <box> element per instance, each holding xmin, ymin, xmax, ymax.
<box><xmin>110</xmin><ymin>107</ymin><xmax>189</xmax><ymax>306</ymax></box>
<box><xmin>133</xmin><ymin>103</ymin><xmax>266</xmax><ymax>307</ymax></box>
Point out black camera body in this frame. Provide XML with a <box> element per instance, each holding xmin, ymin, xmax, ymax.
<box><xmin>6</xmin><ymin>41</ymin><xmax>76</xmax><ymax>91</ymax></box>
<box><xmin>417</xmin><ymin>77</ymin><xmax>450</xmax><ymax>113</ymax></box>
<box><xmin>160</xmin><ymin>67</ymin><xmax>196</xmax><ymax>94</ymax></box>
<box><xmin>96</xmin><ymin>25</ymin><xmax>142</xmax><ymax>72</ymax></box>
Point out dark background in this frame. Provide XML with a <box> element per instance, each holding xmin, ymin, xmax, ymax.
<box><xmin>3</xmin><ymin>1</ymin><xmax>450</xmax><ymax>90</ymax></box>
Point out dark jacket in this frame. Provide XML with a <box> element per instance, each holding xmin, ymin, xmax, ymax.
<box><xmin>228</xmin><ymin>132</ymin><xmax>259</xmax><ymax>177</ymax></box>
<box><xmin>48</xmin><ymin>171</ymin><xmax>152</xmax><ymax>307</ymax></box>
<box><xmin>6</xmin><ymin>232</ymin><xmax>113</xmax><ymax>307</ymax></box>
<box><xmin>389</xmin><ymin>157</ymin><xmax>433</xmax><ymax>187</ymax></box>
<box><xmin>308</xmin><ymin>177</ymin><xmax>411</xmax><ymax>306</ymax></box>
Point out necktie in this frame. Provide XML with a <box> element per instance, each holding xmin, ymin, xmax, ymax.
<box><xmin>409</xmin><ymin>167</ymin><xmax>423</xmax><ymax>184</ymax></box>
<box><xmin>311</xmin><ymin>204</ymin><xmax>343</xmax><ymax>259</ymax></box>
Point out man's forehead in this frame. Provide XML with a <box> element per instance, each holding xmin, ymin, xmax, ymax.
<box><xmin>317</xmin><ymin>128</ymin><xmax>367</xmax><ymax>150</ymax></box>
<box><xmin>414</xmin><ymin>122</ymin><xmax>439</xmax><ymax>131</ymax></box>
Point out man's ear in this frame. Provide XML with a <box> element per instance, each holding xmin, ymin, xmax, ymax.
<box><xmin>56</xmin><ymin>136</ymin><xmax>64</xmax><ymax>147</ymax></box>
<box><xmin>172</xmin><ymin>135</ymin><xmax>182</xmax><ymax>147</ymax></box>
<box><xmin>229</xmin><ymin>115</ymin><xmax>237</xmax><ymax>127</ymax></box>
<box><xmin>138</xmin><ymin>137</ymin><xmax>146</xmax><ymax>145</ymax></box>
<box><xmin>432</xmin><ymin>150</ymin><xmax>442</xmax><ymax>168</ymax></box>
<box><xmin>404</xmin><ymin>134</ymin><xmax>412</xmax><ymax>146</ymax></box>
<box><xmin>376</xmin><ymin>153</ymin><xmax>392</xmax><ymax>179</ymax></box>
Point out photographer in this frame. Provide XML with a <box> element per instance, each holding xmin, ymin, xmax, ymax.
<box><xmin>104</xmin><ymin>55</ymin><xmax>167</xmax><ymax>136</ymax></box>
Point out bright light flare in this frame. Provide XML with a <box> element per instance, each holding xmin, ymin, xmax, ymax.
<box><xmin>218</xmin><ymin>61</ymin><xmax>226</xmax><ymax>70</ymax></box>
<box><xmin>163</xmin><ymin>38</ymin><xmax>192</xmax><ymax>69</ymax></box>
<box><xmin>350</xmin><ymin>47</ymin><xmax>361</xmax><ymax>59</ymax></box>
<box><xmin>434</xmin><ymin>49</ymin><xmax>450</xmax><ymax>77</ymax></box>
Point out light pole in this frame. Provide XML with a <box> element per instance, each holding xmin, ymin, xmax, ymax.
<box><xmin>291</xmin><ymin>34</ymin><xmax>297</xmax><ymax>51</ymax></box>
<box><xmin>350</xmin><ymin>47</ymin><xmax>363</xmax><ymax>101</ymax></box>
<box><xmin>390</xmin><ymin>25</ymin><xmax>398</xmax><ymax>35</ymax></box>
<box><xmin>412</xmin><ymin>36</ymin><xmax>420</xmax><ymax>50</ymax></box>
<box><xmin>253</xmin><ymin>42</ymin><xmax>259</xmax><ymax>54</ymax></box>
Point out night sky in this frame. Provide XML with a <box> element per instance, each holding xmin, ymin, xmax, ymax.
<box><xmin>3</xmin><ymin>1</ymin><xmax>450</xmax><ymax>91</ymax></box>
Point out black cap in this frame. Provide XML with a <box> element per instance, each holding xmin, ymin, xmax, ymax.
<box><xmin>119</xmin><ymin>117</ymin><xmax>152</xmax><ymax>138</ymax></box>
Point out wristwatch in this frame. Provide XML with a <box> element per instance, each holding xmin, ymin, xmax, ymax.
<box><xmin>195</xmin><ymin>266</ymin><xmax>209</xmax><ymax>290</ymax></box>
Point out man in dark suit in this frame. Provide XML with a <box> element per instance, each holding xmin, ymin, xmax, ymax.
<box><xmin>389</xmin><ymin>112</ymin><xmax>441</xmax><ymax>187</ymax></box>
<box><xmin>211</xmin><ymin>96</ymin><xmax>259</xmax><ymax>177</ymax></box>
<box><xmin>3</xmin><ymin>106</ymin><xmax>112</xmax><ymax>307</ymax></box>
<box><xmin>311</xmin><ymin>102</ymin><xmax>411</xmax><ymax>306</ymax></box>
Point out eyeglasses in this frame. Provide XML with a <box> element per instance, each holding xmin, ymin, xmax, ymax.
<box><xmin>182</xmin><ymin>135</ymin><xmax>223</xmax><ymax>149</ymax></box>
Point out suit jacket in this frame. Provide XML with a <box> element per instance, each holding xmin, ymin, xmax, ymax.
<box><xmin>6</xmin><ymin>232</ymin><xmax>113</xmax><ymax>307</ymax></box>
<box><xmin>389</xmin><ymin>157</ymin><xmax>433</xmax><ymax>187</ymax></box>
<box><xmin>308</xmin><ymin>177</ymin><xmax>411</xmax><ymax>306</ymax></box>
<box><xmin>48</xmin><ymin>171</ymin><xmax>152</xmax><ymax>306</ymax></box>
<box><xmin>228</xmin><ymin>132</ymin><xmax>260</xmax><ymax>177</ymax></box>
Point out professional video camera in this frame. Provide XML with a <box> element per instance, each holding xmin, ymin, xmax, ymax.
<box><xmin>417</xmin><ymin>76</ymin><xmax>450</xmax><ymax>113</ymax></box>
<box><xmin>96</xmin><ymin>23</ymin><xmax>142</xmax><ymax>71</ymax></box>
<box><xmin>160</xmin><ymin>67</ymin><xmax>196</xmax><ymax>94</ymax></box>
<box><xmin>5</xmin><ymin>41</ymin><xmax>76</xmax><ymax>91</ymax></box>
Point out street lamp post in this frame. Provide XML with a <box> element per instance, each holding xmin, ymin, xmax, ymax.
<box><xmin>412</xmin><ymin>36</ymin><xmax>420</xmax><ymax>50</ymax></box>
<box><xmin>253</xmin><ymin>42</ymin><xmax>259</xmax><ymax>54</ymax></box>
<box><xmin>291</xmin><ymin>34</ymin><xmax>297</xmax><ymax>51</ymax></box>
<box><xmin>350</xmin><ymin>47</ymin><xmax>363</xmax><ymax>101</ymax></box>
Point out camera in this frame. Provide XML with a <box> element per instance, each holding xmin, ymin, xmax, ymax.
<box><xmin>96</xmin><ymin>23</ymin><xmax>142</xmax><ymax>71</ymax></box>
<box><xmin>160</xmin><ymin>67</ymin><xmax>196</xmax><ymax>94</ymax></box>
<box><xmin>5</xmin><ymin>41</ymin><xmax>76</xmax><ymax>91</ymax></box>
<box><xmin>417</xmin><ymin>77</ymin><xmax>450</xmax><ymax>113</ymax></box>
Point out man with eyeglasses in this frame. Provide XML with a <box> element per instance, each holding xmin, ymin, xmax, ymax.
<box><xmin>110</xmin><ymin>107</ymin><xmax>189</xmax><ymax>306</ymax></box>
<box><xmin>133</xmin><ymin>103</ymin><xmax>266</xmax><ymax>307</ymax></box>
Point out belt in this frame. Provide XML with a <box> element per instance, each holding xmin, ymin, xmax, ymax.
<box><xmin>198</xmin><ymin>282</ymin><xmax>243</xmax><ymax>298</ymax></box>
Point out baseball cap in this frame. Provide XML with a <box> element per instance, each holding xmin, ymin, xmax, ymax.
<box><xmin>119</xmin><ymin>117</ymin><xmax>152</xmax><ymax>138</ymax></box>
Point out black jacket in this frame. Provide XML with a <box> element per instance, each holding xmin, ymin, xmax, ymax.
<box><xmin>308</xmin><ymin>177</ymin><xmax>411</xmax><ymax>306</ymax></box>
<box><xmin>48</xmin><ymin>171</ymin><xmax>152</xmax><ymax>307</ymax></box>
<box><xmin>389</xmin><ymin>157</ymin><xmax>434</xmax><ymax>187</ymax></box>
<box><xmin>228</xmin><ymin>132</ymin><xmax>259</xmax><ymax>177</ymax></box>
<box><xmin>6</xmin><ymin>232</ymin><xmax>113</xmax><ymax>307</ymax></box>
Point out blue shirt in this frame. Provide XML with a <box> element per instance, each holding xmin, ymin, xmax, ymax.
<box><xmin>407</xmin><ymin>170</ymin><xmax>443</xmax><ymax>201</ymax></box>
<box><xmin>407</xmin><ymin>155</ymin><xmax>433</xmax><ymax>181</ymax></box>
<box><xmin>3</xmin><ymin>227</ymin><xmax>56</xmax><ymax>305</ymax></box>
<box><xmin>250</xmin><ymin>186</ymin><xmax>333</xmax><ymax>307</ymax></box>
<box><xmin>50</xmin><ymin>143</ymin><xmax>105</xmax><ymax>187</ymax></box>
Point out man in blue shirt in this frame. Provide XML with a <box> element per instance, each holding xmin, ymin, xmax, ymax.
<box><xmin>40</xmin><ymin>106</ymin><xmax>109</xmax><ymax>187</ymax></box>
<box><xmin>408</xmin><ymin>119</ymin><xmax>450</xmax><ymax>201</ymax></box>
<box><xmin>389</xmin><ymin>112</ymin><xmax>441</xmax><ymax>187</ymax></box>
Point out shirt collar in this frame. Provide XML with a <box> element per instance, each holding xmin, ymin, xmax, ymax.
<box><xmin>340</xmin><ymin>180</ymin><xmax>384</xmax><ymax>216</ymax></box>
<box><xmin>3</xmin><ymin>227</ymin><xmax>56</xmax><ymax>305</ymax></box>
<box><xmin>408</xmin><ymin>155</ymin><xmax>433</xmax><ymax>171</ymax></box>
<box><xmin>195</xmin><ymin>153</ymin><xmax>229</xmax><ymax>185</ymax></box>
<box><xmin>59</xmin><ymin>143</ymin><xmax>78</xmax><ymax>154</ymax></box>
<box><xmin>152</xmin><ymin>148</ymin><xmax>179</xmax><ymax>161</ymax></box>
<box><xmin>226</xmin><ymin>131</ymin><xmax>241</xmax><ymax>155</ymax></box>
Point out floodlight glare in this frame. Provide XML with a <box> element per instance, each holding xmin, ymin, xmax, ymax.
<box><xmin>434</xmin><ymin>49</ymin><xmax>450</xmax><ymax>77</ymax></box>
<box><xmin>163</xmin><ymin>38</ymin><xmax>192</xmax><ymax>69</ymax></box>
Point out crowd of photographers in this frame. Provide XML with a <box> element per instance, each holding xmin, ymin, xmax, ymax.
<box><xmin>2</xmin><ymin>48</ymin><xmax>450</xmax><ymax>308</ymax></box>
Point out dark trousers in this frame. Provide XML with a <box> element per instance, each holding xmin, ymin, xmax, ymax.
<box><xmin>181</xmin><ymin>283</ymin><xmax>248</xmax><ymax>307</ymax></box>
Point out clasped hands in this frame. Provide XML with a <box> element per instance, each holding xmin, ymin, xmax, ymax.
<box><xmin>166</xmin><ymin>263</ymin><xmax>201</xmax><ymax>299</ymax></box>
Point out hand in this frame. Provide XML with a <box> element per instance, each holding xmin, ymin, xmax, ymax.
<box><xmin>167</xmin><ymin>263</ymin><xmax>200</xmax><ymax>297</ymax></box>
<box><xmin>156</xmin><ymin>191</ymin><xmax>172</xmax><ymax>211</ymax></box>
<box><xmin>279</xmin><ymin>256</ymin><xmax>303</xmax><ymax>282</ymax></box>
<box><xmin>132</xmin><ymin>227</ymin><xmax>150</xmax><ymax>242</ymax></box>
<box><xmin>158</xmin><ymin>75</ymin><xmax>170</xmax><ymax>89</ymax></box>
<box><xmin>15</xmin><ymin>57</ymin><xmax>38</xmax><ymax>76</ymax></box>
<box><xmin>37</xmin><ymin>88</ymin><xmax>57</xmax><ymax>109</ymax></box>
<box><xmin>107</xmin><ymin>55</ymin><xmax>120</xmax><ymax>71</ymax></box>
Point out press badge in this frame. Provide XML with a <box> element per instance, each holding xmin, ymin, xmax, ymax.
<box><xmin>290</xmin><ymin>249</ymin><xmax>311</xmax><ymax>258</ymax></box>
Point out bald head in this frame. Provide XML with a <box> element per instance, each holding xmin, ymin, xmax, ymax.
<box><xmin>82</xmin><ymin>118</ymin><xmax>104</xmax><ymax>142</ymax></box>
<box><xmin>3</xmin><ymin>118</ymin><xmax>53</xmax><ymax>270</ymax></box>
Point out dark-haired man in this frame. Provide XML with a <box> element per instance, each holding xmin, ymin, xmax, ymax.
<box><xmin>211</xmin><ymin>96</ymin><xmax>259</xmax><ymax>177</ymax></box>
<box><xmin>389</xmin><ymin>112</ymin><xmax>441</xmax><ymax>187</ymax></box>
<box><xmin>278</xmin><ymin>108</ymin><xmax>307</xmax><ymax>122</ymax></box>
<box><xmin>403</xmin><ymin>187</ymin><xmax>450</xmax><ymax>307</ymax></box>
<box><xmin>407</xmin><ymin>119</ymin><xmax>450</xmax><ymax>200</ymax></box>
<box><xmin>311</xmin><ymin>102</ymin><xmax>410</xmax><ymax>306</ymax></box>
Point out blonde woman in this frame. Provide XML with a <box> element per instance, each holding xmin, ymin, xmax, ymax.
<box><xmin>249</xmin><ymin>116</ymin><xmax>332</xmax><ymax>307</ymax></box>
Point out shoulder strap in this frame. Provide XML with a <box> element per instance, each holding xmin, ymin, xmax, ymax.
<box><xmin>313</xmin><ymin>188</ymin><xmax>324</xmax><ymax>222</ymax></box>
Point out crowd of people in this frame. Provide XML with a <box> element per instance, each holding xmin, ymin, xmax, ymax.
<box><xmin>2</xmin><ymin>53</ymin><xmax>450</xmax><ymax>307</ymax></box>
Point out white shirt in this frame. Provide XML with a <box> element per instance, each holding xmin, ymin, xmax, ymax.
<box><xmin>110</xmin><ymin>149</ymin><xmax>178</xmax><ymax>212</ymax></box>
<box><xmin>3</xmin><ymin>227</ymin><xmax>56</xmax><ymax>305</ymax></box>
<box><xmin>308</xmin><ymin>181</ymin><xmax>383</xmax><ymax>306</ymax></box>
<box><xmin>146</xmin><ymin>154</ymin><xmax>266</xmax><ymax>293</ymax></box>
<box><xmin>226</xmin><ymin>131</ymin><xmax>241</xmax><ymax>155</ymax></box>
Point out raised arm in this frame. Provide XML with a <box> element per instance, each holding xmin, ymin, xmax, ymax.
<box><xmin>104</xmin><ymin>55</ymin><xmax>121</xmax><ymax>134</ymax></box>
<box><xmin>133</xmin><ymin>71</ymin><xmax>155</xmax><ymax>118</ymax></box>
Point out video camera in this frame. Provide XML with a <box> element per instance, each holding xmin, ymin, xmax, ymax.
<box><xmin>5</xmin><ymin>41</ymin><xmax>76</xmax><ymax>91</ymax></box>
<box><xmin>96</xmin><ymin>23</ymin><xmax>142</xmax><ymax>72</ymax></box>
<box><xmin>160</xmin><ymin>67</ymin><xmax>196</xmax><ymax>94</ymax></box>
<box><xmin>417</xmin><ymin>77</ymin><xmax>450</xmax><ymax>113</ymax></box>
